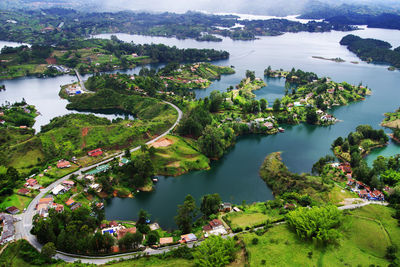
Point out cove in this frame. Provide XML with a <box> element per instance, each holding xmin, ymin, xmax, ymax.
<box><xmin>100</xmin><ymin>30</ymin><xmax>400</xmax><ymax>229</ymax></box>
<box><xmin>2</xmin><ymin>28</ymin><xmax>400</xmax><ymax>229</ymax></box>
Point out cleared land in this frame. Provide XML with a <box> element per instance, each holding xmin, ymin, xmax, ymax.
<box><xmin>241</xmin><ymin>205</ymin><xmax>398</xmax><ymax>267</ymax></box>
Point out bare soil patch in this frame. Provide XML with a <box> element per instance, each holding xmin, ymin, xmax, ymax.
<box><xmin>151</xmin><ymin>137</ymin><xmax>174</xmax><ymax>148</ymax></box>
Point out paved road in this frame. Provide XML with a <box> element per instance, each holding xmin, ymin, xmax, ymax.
<box><xmin>15</xmin><ymin>101</ymin><xmax>182</xmax><ymax>264</ymax></box>
<box><xmin>338</xmin><ymin>200</ymin><xmax>388</xmax><ymax>210</ymax></box>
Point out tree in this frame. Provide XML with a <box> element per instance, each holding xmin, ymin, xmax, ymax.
<box><xmin>286</xmin><ymin>205</ymin><xmax>342</xmax><ymax>245</ymax></box>
<box><xmin>306</xmin><ymin>107</ymin><xmax>318</xmax><ymax>124</ymax></box>
<box><xmin>273</xmin><ymin>99</ymin><xmax>281</xmax><ymax>112</ymax></box>
<box><xmin>200</xmin><ymin>193</ymin><xmax>222</xmax><ymax>218</ymax></box>
<box><xmin>209</xmin><ymin>90</ymin><xmax>223</xmax><ymax>112</ymax></box>
<box><xmin>312</xmin><ymin>155</ymin><xmax>335</xmax><ymax>175</ymax></box>
<box><xmin>260</xmin><ymin>98</ymin><xmax>268</xmax><ymax>112</ymax></box>
<box><xmin>124</xmin><ymin>148</ymin><xmax>131</xmax><ymax>159</ymax></box>
<box><xmin>175</xmin><ymin>194</ymin><xmax>197</xmax><ymax>234</ymax></box>
<box><xmin>193</xmin><ymin>235</ymin><xmax>236</xmax><ymax>267</ymax></box>
<box><xmin>137</xmin><ymin>209</ymin><xmax>150</xmax><ymax>225</ymax></box>
<box><xmin>198</xmin><ymin>126</ymin><xmax>225</xmax><ymax>159</ymax></box>
<box><xmin>147</xmin><ymin>231</ymin><xmax>159</xmax><ymax>246</ymax></box>
<box><xmin>41</xmin><ymin>242</ymin><xmax>56</xmax><ymax>261</ymax></box>
<box><xmin>245</xmin><ymin>70</ymin><xmax>255</xmax><ymax>81</ymax></box>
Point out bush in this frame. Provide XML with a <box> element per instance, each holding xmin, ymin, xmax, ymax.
<box><xmin>251</xmin><ymin>237</ymin><xmax>259</xmax><ymax>245</ymax></box>
<box><xmin>286</xmin><ymin>205</ymin><xmax>342</xmax><ymax>245</ymax></box>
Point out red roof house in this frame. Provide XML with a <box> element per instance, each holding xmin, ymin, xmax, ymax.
<box><xmin>57</xmin><ymin>160</ymin><xmax>71</xmax><ymax>169</ymax></box>
<box><xmin>88</xmin><ymin>148</ymin><xmax>103</xmax><ymax>157</ymax></box>
<box><xmin>25</xmin><ymin>178</ymin><xmax>38</xmax><ymax>187</ymax></box>
<box><xmin>17</xmin><ymin>188</ymin><xmax>30</xmax><ymax>195</ymax></box>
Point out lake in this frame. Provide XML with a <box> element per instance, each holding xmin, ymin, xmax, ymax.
<box><xmin>1</xmin><ymin>27</ymin><xmax>400</xmax><ymax>229</ymax></box>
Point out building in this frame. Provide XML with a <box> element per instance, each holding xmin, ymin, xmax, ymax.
<box><xmin>37</xmin><ymin>204</ymin><xmax>49</xmax><ymax>217</ymax></box>
<box><xmin>117</xmin><ymin>227</ymin><xmax>137</xmax><ymax>239</ymax></box>
<box><xmin>203</xmin><ymin>219</ymin><xmax>227</xmax><ymax>237</ymax></box>
<box><xmin>52</xmin><ymin>203</ymin><xmax>64</xmax><ymax>213</ymax></box>
<box><xmin>70</xmin><ymin>203</ymin><xmax>82</xmax><ymax>211</ymax></box>
<box><xmin>263</xmin><ymin>122</ymin><xmax>274</xmax><ymax>130</ymax></box>
<box><xmin>5</xmin><ymin>206</ymin><xmax>19</xmax><ymax>215</ymax></box>
<box><xmin>17</xmin><ymin>188</ymin><xmax>30</xmax><ymax>195</ymax></box>
<box><xmin>89</xmin><ymin>183</ymin><xmax>101</xmax><ymax>192</ymax></box>
<box><xmin>180</xmin><ymin>233</ymin><xmax>197</xmax><ymax>243</ymax></box>
<box><xmin>25</xmin><ymin>178</ymin><xmax>38</xmax><ymax>188</ymax></box>
<box><xmin>62</xmin><ymin>180</ymin><xmax>75</xmax><ymax>187</ymax></box>
<box><xmin>65</xmin><ymin>199</ymin><xmax>75</xmax><ymax>206</ymax></box>
<box><xmin>51</xmin><ymin>184</ymin><xmax>67</xmax><ymax>195</ymax></box>
<box><xmin>219</xmin><ymin>202</ymin><xmax>232</xmax><ymax>212</ymax></box>
<box><xmin>84</xmin><ymin>175</ymin><xmax>95</xmax><ymax>182</ymax></box>
<box><xmin>0</xmin><ymin>213</ymin><xmax>16</xmax><ymax>245</ymax></box>
<box><xmin>57</xmin><ymin>160</ymin><xmax>71</xmax><ymax>169</ymax></box>
<box><xmin>159</xmin><ymin>237</ymin><xmax>174</xmax><ymax>246</ymax></box>
<box><xmin>88</xmin><ymin>148</ymin><xmax>103</xmax><ymax>157</ymax></box>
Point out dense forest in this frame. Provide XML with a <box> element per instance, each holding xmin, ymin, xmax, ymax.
<box><xmin>0</xmin><ymin>8</ymin><xmax>359</xmax><ymax>44</ymax></box>
<box><xmin>340</xmin><ymin>34</ymin><xmax>400</xmax><ymax>69</ymax></box>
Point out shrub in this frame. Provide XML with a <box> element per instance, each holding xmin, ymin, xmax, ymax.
<box><xmin>251</xmin><ymin>237</ymin><xmax>259</xmax><ymax>245</ymax></box>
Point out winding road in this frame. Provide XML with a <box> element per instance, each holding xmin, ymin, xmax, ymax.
<box><xmin>15</xmin><ymin>101</ymin><xmax>183</xmax><ymax>264</ymax></box>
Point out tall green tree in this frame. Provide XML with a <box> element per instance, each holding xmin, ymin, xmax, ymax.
<box><xmin>273</xmin><ymin>98</ymin><xmax>281</xmax><ymax>112</ymax></box>
<box><xmin>200</xmin><ymin>193</ymin><xmax>222</xmax><ymax>218</ymax></box>
<box><xmin>260</xmin><ymin>98</ymin><xmax>268</xmax><ymax>112</ymax></box>
<box><xmin>175</xmin><ymin>194</ymin><xmax>197</xmax><ymax>234</ymax></box>
<box><xmin>198</xmin><ymin>126</ymin><xmax>225</xmax><ymax>159</ymax></box>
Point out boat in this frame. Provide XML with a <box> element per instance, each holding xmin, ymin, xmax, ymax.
<box><xmin>152</xmin><ymin>178</ymin><xmax>159</xmax><ymax>183</ymax></box>
<box><xmin>278</xmin><ymin>127</ymin><xmax>285</xmax><ymax>133</ymax></box>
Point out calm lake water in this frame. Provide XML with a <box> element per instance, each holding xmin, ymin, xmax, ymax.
<box><xmin>1</xmin><ymin>27</ymin><xmax>400</xmax><ymax>229</ymax></box>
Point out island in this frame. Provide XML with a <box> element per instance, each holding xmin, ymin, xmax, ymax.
<box><xmin>340</xmin><ymin>34</ymin><xmax>400</xmax><ymax>70</ymax></box>
<box><xmin>0</xmin><ymin>37</ymin><xmax>230</xmax><ymax>80</ymax></box>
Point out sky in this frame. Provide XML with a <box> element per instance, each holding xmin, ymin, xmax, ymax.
<box><xmin>94</xmin><ymin>0</ymin><xmax>400</xmax><ymax>15</ymax></box>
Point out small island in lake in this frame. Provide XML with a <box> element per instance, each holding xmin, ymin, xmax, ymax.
<box><xmin>340</xmin><ymin>34</ymin><xmax>400</xmax><ymax>70</ymax></box>
<box><xmin>312</xmin><ymin>56</ymin><xmax>345</xmax><ymax>63</ymax></box>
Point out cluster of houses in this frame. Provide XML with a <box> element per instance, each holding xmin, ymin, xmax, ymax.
<box><xmin>0</xmin><ymin>213</ymin><xmax>17</xmax><ymax>245</ymax></box>
<box><xmin>332</xmin><ymin>162</ymin><xmax>385</xmax><ymax>201</ymax></box>
<box><xmin>84</xmin><ymin>174</ymin><xmax>102</xmax><ymax>193</ymax></box>
<box><xmin>65</xmin><ymin>84</ymin><xmax>82</xmax><ymax>96</ymax></box>
<box><xmin>51</xmin><ymin>180</ymin><xmax>75</xmax><ymax>195</ymax></box>
<box><xmin>347</xmin><ymin>179</ymin><xmax>385</xmax><ymax>201</ymax></box>
<box><xmin>202</xmin><ymin>219</ymin><xmax>227</xmax><ymax>237</ymax></box>
<box><xmin>48</xmin><ymin>64</ymin><xmax>70</xmax><ymax>73</ymax></box>
<box><xmin>159</xmin><ymin>75</ymin><xmax>208</xmax><ymax>86</ymax></box>
<box><xmin>36</xmin><ymin>196</ymin><xmax>64</xmax><ymax>217</ymax></box>
<box><xmin>65</xmin><ymin>198</ymin><xmax>82</xmax><ymax>211</ymax></box>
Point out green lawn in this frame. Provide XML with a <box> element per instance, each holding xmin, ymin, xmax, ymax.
<box><xmin>241</xmin><ymin>221</ymin><xmax>389</xmax><ymax>267</ymax></box>
<box><xmin>103</xmin><ymin>257</ymin><xmax>194</xmax><ymax>267</ymax></box>
<box><xmin>0</xmin><ymin>193</ymin><xmax>33</xmax><ymax>212</ymax></box>
<box><xmin>147</xmin><ymin>135</ymin><xmax>210</xmax><ymax>176</ymax></box>
<box><xmin>224</xmin><ymin>203</ymin><xmax>283</xmax><ymax>230</ymax></box>
<box><xmin>241</xmin><ymin>205</ymin><xmax>400</xmax><ymax>267</ymax></box>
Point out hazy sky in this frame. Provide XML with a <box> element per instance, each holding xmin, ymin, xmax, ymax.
<box><xmin>96</xmin><ymin>0</ymin><xmax>400</xmax><ymax>15</ymax></box>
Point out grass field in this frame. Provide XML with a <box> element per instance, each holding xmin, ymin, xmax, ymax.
<box><xmin>224</xmin><ymin>203</ymin><xmax>283</xmax><ymax>229</ymax></box>
<box><xmin>326</xmin><ymin>185</ymin><xmax>358</xmax><ymax>205</ymax></box>
<box><xmin>0</xmin><ymin>193</ymin><xmax>32</xmax><ymax>212</ymax></box>
<box><xmin>241</xmin><ymin>205</ymin><xmax>397</xmax><ymax>267</ymax></box>
<box><xmin>148</xmin><ymin>135</ymin><xmax>210</xmax><ymax>176</ymax></box>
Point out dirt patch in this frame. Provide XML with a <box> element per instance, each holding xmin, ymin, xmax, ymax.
<box><xmin>82</xmin><ymin>127</ymin><xmax>89</xmax><ymax>137</ymax></box>
<box><xmin>81</xmin><ymin>127</ymin><xmax>89</xmax><ymax>149</ymax></box>
<box><xmin>167</xmin><ymin>161</ymin><xmax>180</xmax><ymax>168</ymax></box>
<box><xmin>382</xmin><ymin>119</ymin><xmax>400</xmax><ymax>129</ymax></box>
<box><xmin>151</xmin><ymin>137</ymin><xmax>174</xmax><ymax>148</ymax></box>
